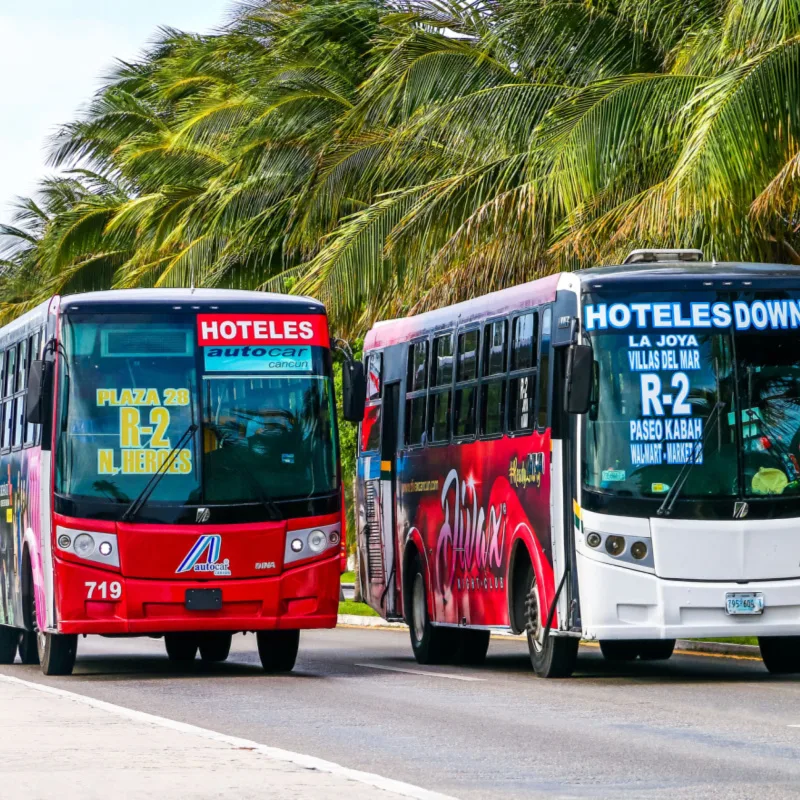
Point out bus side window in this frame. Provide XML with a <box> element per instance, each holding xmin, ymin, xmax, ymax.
<box><xmin>405</xmin><ymin>340</ymin><xmax>428</xmax><ymax>447</ymax></box>
<box><xmin>536</xmin><ymin>307</ymin><xmax>552</xmax><ymax>430</ymax></box>
<box><xmin>5</xmin><ymin>345</ymin><xmax>17</xmax><ymax>398</ymax></box>
<box><xmin>480</xmin><ymin>319</ymin><xmax>507</xmax><ymax>436</ymax></box>
<box><xmin>428</xmin><ymin>333</ymin><xmax>453</xmax><ymax>444</ymax></box>
<box><xmin>454</xmin><ymin>329</ymin><xmax>479</xmax><ymax>438</ymax></box>
<box><xmin>509</xmin><ymin>312</ymin><xmax>538</xmax><ymax>434</ymax></box>
<box><xmin>1</xmin><ymin>398</ymin><xmax>11</xmax><ymax>451</ymax></box>
<box><xmin>360</xmin><ymin>353</ymin><xmax>383</xmax><ymax>453</ymax></box>
<box><xmin>25</xmin><ymin>331</ymin><xmax>41</xmax><ymax>446</ymax></box>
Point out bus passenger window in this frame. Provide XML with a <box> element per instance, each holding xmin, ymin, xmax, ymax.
<box><xmin>13</xmin><ymin>397</ymin><xmax>24</xmax><ymax>449</ymax></box>
<box><xmin>405</xmin><ymin>341</ymin><xmax>428</xmax><ymax>447</ymax></box>
<box><xmin>511</xmin><ymin>314</ymin><xmax>537</xmax><ymax>371</ymax></box>
<box><xmin>5</xmin><ymin>346</ymin><xmax>16</xmax><ymax>397</ymax></box>
<box><xmin>509</xmin><ymin>313</ymin><xmax>538</xmax><ymax>434</ymax></box>
<box><xmin>367</xmin><ymin>353</ymin><xmax>382</xmax><ymax>401</ymax></box>
<box><xmin>454</xmin><ymin>329</ymin><xmax>479</xmax><ymax>438</ymax></box>
<box><xmin>537</xmin><ymin>307</ymin><xmax>552</xmax><ymax>429</ymax></box>
<box><xmin>17</xmin><ymin>339</ymin><xmax>27</xmax><ymax>391</ymax></box>
<box><xmin>1</xmin><ymin>399</ymin><xmax>12</xmax><ymax>450</ymax></box>
<box><xmin>480</xmin><ymin>320</ymin><xmax>507</xmax><ymax>436</ymax></box>
<box><xmin>428</xmin><ymin>333</ymin><xmax>454</xmax><ymax>443</ymax></box>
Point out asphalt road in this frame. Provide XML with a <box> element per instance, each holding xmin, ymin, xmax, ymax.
<box><xmin>3</xmin><ymin>628</ymin><xmax>800</xmax><ymax>799</ymax></box>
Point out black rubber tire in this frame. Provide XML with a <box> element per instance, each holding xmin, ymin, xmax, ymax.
<box><xmin>199</xmin><ymin>633</ymin><xmax>232</xmax><ymax>663</ymax></box>
<box><xmin>0</xmin><ymin>625</ymin><xmax>18</xmax><ymax>664</ymax></box>
<box><xmin>524</xmin><ymin>567</ymin><xmax>578</xmax><ymax>678</ymax></box>
<box><xmin>455</xmin><ymin>629</ymin><xmax>490</xmax><ymax>665</ymax></box>
<box><xmin>637</xmin><ymin>640</ymin><xmax>676</xmax><ymax>661</ymax></box>
<box><xmin>165</xmin><ymin>634</ymin><xmax>198</xmax><ymax>662</ymax></box>
<box><xmin>758</xmin><ymin>636</ymin><xmax>800</xmax><ymax>674</ymax></box>
<box><xmin>38</xmin><ymin>632</ymin><xmax>78</xmax><ymax>676</ymax></box>
<box><xmin>599</xmin><ymin>640</ymin><xmax>642</xmax><ymax>661</ymax></box>
<box><xmin>407</xmin><ymin>553</ymin><xmax>459</xmax><ymax>665</ymax></box>
<box><xmin>257</xmin><ymin>630</ymin><xmax>300</xmax><ymax>672</ymax></box>
<box><xmin>18</xmin><ymin>630</ymin><xmax>40</xmax><ymax>665</ymax></box>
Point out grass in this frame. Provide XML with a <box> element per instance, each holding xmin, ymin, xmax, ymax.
<box><xmin>338</xmin><ymin>600</ymin><xmax>379</xmax><ymax>617</ymax></box>
<box><xmin>697</xmin><ymin>637</ymin><xmax>758</xmax><ymax>646</ymax></box>
<box><xmin>340</xmin><ymin>571</ymin><xmax>355</xmax><ymax>583</ymax></box>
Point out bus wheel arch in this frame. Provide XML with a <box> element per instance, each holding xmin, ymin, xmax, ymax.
<box><xmin>508</xmin><ymin>540</ymin><xmax>534</xmax><ymax>635</ymax></box>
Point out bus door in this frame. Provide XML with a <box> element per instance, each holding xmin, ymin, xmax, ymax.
<box><xmin>379</xmin><ymin>382</ymin><xmax>401</xmax><ymax>617</ymax></box>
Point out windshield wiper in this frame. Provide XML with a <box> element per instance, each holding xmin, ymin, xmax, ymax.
<box><xmin>121</xmin><ymin>424</ymin><xmax>198</xmax><ymax>523</ymax></box>
<box><xmin>657</xmin><ymin>402</ymin><xmax>725</xmax><ymax>518</ymax></box>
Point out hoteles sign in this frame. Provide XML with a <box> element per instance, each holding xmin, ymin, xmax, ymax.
<box><xmin>197</xmin><ymin>314</ymin><xmax>329</xmax><ymax>347</ymax></box>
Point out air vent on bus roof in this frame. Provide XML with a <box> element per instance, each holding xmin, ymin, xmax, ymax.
<box><xmin>623</xmin><ymin>248</ymin><xmax>704</xmax><ymax>264</ymax></box>
<box><xmin>102</xmin><ymin>329</ymin><xmax>192</xmax><ymax>358</ymax></box>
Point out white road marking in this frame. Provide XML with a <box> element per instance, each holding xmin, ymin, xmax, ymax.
<box><xmin>356</xmin><ymin>663</ymin><xmax>486</xmax><ymax>682</ymax></box>
<box><xmin>0</xmin><ymin>673</ymin><xmax>458</xmax><ymax>800</ymax></box>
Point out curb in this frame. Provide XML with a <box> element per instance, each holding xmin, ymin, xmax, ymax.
<box><xmin>336</xmin><ymin>615</ymin><xmax>762</xmax><ymax>657</ymax></box>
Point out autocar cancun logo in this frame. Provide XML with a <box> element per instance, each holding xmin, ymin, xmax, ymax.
<box><xmin>177</xmin><ymin>535</ymin><xmax>231</xmax><ymax>576</ymax></box>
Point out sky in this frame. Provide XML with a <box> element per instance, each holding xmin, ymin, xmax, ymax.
<box><xmin>0</xmin><ymin>1</ymin><xmax>229</xmax><ymax>218</ymax></box>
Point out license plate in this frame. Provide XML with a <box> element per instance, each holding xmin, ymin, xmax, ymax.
<box><xmin>725</xmin><ymin>592</ymin><xmax>764</xmax><ymax>615</ymax></box>
<box><xmin>185</xmin><ymin>588</ymin><xmax>222</xmax><ymax>610</ymax></box>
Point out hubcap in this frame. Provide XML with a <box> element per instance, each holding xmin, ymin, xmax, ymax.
<box><xmin>412</xmin><ymin>572</ymin><xmax>426</xmax><ymax>643</ymax></box>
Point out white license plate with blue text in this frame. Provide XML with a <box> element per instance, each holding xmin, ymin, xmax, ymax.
<box><xmin>725</xmin><ymin>592</ymin><xmax>764</xmax><ymax>615</ymax></box>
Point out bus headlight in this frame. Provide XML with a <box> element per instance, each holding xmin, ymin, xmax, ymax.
<box><xmin>630</xmin><ymin>541</ymin><xmax>648</xmax><ymax>560</ymax></box>
<box><xmin>308</xmin><ymin>530</ymin><xmax>327</xmax><ymax>553</ymax></box>
<box><xmin>605</xmin><ymin>535</ymin><xmax>625</xmax><ymax>557</ymax></box>
<box><xmin>98</xmin><ymin>541</ymin><xmax>113</xmax><ymax>557</ymax></box>
<box><xmin>586</xmin><ymin>532</ymin><xmax>602</xmax><ymax>548</ymax></box>
<box><xmin>74</xmin><ymin>534</ymin><xmax>96</xmax><ymax>557</ymax></box>
<box><xmin>291</xmin><ymin>538</ymin><xmax>304</xmax><ymax>553</ymax></box>
<box><xmin>329</xmin><ymin>530</ymin><xmax>340</xmax><ymax>546</ymax></box>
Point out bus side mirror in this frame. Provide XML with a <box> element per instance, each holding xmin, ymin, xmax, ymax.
<box><xmin>565</xmin><ymin>344</ymin><xmax>593</xmax><ymax>415</ymax></box>
<box><xmin>341</xmin><ymin>360</ymin><xmax>366</xmax><ymax>423</ymax></box>
<box><xmin>26</xmin><ymin>360</ymin><xmax>53</xmax><ymax>425</ymax></box>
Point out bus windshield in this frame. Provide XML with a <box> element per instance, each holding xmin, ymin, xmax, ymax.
<box><xmin>56</xmin><ymin>313</ymin><xmax>338</xmax><ymax>508</ymax></box>
<box><xmin>583</xmin><ymin>290</ymin><xmax>800</xmax><ymax>501</ymax></box>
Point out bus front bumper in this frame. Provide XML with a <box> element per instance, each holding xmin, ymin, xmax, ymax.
<box><xmin>577</xmin><ymin>554</ymin><xmax>800</xmax><ymax>640</ymax></box>
<box><xmin>54</xmin><ymin>555</ymin><xmax>340</xmax><ymax>635</ymax></box>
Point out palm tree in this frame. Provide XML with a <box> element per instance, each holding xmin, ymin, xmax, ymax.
<box><xmin>1</xmin><ymin>0</ymin><xmax>799</xmax><ymax>332</ymax></box>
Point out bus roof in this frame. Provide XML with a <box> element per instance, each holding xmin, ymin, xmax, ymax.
<box><xmin>364</xmin><ymin>261</ymin><xmax>800</xmax><ymax>350</ymax></box>
<box><xmin>60</xmin><ymin>287</ymin><xmax>324</xmax><ymax>311</ymax></box>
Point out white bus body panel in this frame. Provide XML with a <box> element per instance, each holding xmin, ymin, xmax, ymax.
<box><xmin>578</xmin><ymin>509</ymin><xmax>800</xmax><ymax>639</ymax></box>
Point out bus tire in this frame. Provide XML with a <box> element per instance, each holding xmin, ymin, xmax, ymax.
<box><xmin>408</xmin><ymin>553</ymin><xmax>457</xmax><ymax>665</ymax></box>
<box><xmin>456</xmin><ymin>629</ymin><xmax>490</xmax><ymax>665</ymax></box>
<box><xmin>0</xmin><ymin>625</ymin><xmax>18</xmax><ymax>664</ymax></box>
<box><xmin>18</xmin><ymin>630</ymin><xmax>40</xmax><ymax>665</ymax></box>
<box><xmin>599</xmin><ymin>640</ymin><xmax>641</xmax><ymax>661</ymax></box>
<box><xmin>524</xmin><ymin>569</ymin><xmax>577</xmax><ymax>678</ymax></box>
<box><xmin>199</xmin><ymin>633</ymin><xmax>232</xmax><ymax>663</ymax></box>
<box><xmin>758</xmin><ymin>636</ymin><xmax>800</xmax><ymax>674</ymax></box>
<box><xmin>637</xmin><ymin>640</ymin><xmax>675</xmax><ymax>661</ymax></box>
<box><xmin>165</xmin><ymin>634</ymin><xmax>198</xmax><ymax>662</ymax></box>
<box><xmin>38</xmin><ymin>632</ymin><xmax>78</xmax><ymax>676</ymax></box>
<box><xmin>257</xmin><ymin>629</ymin><xmax>299</xmax><ymax>672</ymax></box>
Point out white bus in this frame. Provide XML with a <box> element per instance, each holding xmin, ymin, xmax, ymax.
<box><xmin>348</xmin><ymin>250</ymin><xmax>800</xmax><ymax>676</ymax></box>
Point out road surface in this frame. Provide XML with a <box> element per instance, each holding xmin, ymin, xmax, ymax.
<box><xmin>2</xmin><ymin>627</ymin><xmax>800</xmax><ymax>799</ymax></box>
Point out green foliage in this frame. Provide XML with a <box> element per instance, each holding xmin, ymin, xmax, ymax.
<box><xmin>3</xmin><ymin>0</ymin><xmax>800</xmax><ymax>330</ymax></box>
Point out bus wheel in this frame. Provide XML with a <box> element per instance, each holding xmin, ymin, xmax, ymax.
<box><xmin>18</xmin><ymin>630</ymin><xmax>40</xmax><ymax>665</ymax></box>
<box><xmin>408</xmin><ymin>554</ymin><xmax>457</xmax><ymax>665</ymax></box>
<box><xmin>758</xmin><ymin>636</ymin><xmax>800</xmax><ymax>674</ymax></box>
<box><xmin>199</xmin><ymin>633</ymin><xmax>232</xmax><ymax>663</ymax></box>
<box><xmin>599</xmin><ymin>641</ymin><xmax>641</xmax><ymax>661</ymax></box>
<box><xmin>524</xmin><ymin>570</ymin><xmax>577</xmax><ymax>678</ymax></box>
<box><xmin>33</xmin><ymin>591</ymin><xmax>77</xmax><ymax>676</ymax></box>
<box><xmin>456</xmin><ymin>629</ymin><xmax>490</xmax><ymax>666</ymax></box>
<box><xmin>38</xmin><ymin>631</ymin><xmax>78</xmax><ymax>676</ymax></box>
<box><xmin>164</xmin><ymin>634</ymin><xmax>198</xmax><ymax>662</ymax></box>
<box><xmin>637</xmin><ymin>640</ymin><xmax>675</xmax><ymax>661</ymax></box>
<box><xmin>257</xmin><ymin>630</ymin><xmax>299</xmax><ymax>672</ymax></box>
<box><xmin>0</xmin><ymin>625</ymin><xmax>18</xmax><ymax>664</ymax></box>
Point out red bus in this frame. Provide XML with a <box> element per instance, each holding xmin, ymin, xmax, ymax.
<box><xmin>347</xmin><ymin>252</ymin><xmax>800</xmax><ymax>678</ymax></box>
<box><xmin>0</xmin><ymin>289</ymin><xmax>345</xmax><ymax>675</ymax></box>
